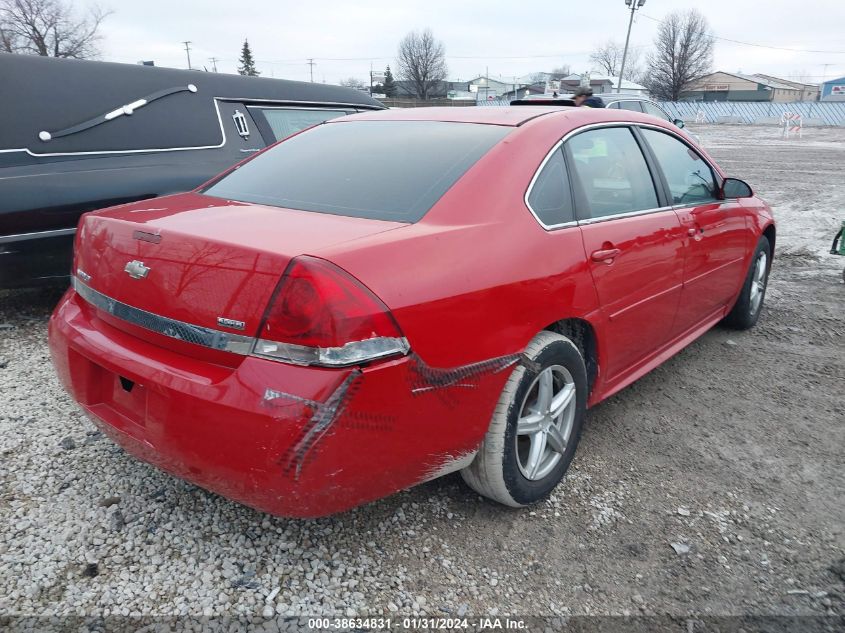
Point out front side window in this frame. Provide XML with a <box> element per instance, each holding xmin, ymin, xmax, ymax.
<box><xmin>527</xmin><ymin>149</ymin><xmax>574</xmax><ymax>226</ymax></box>
<box><xmin>640</xmin><ymin>128</ymin><xmax>719</xmax><ymax>204</ymax></box>
<box><xmin>566</xmin><ymin>127</ymin><xmax>659</xmax><ymax>220</ymax></box>
<box><xmin>203</xmin><ymin>120</ymin><xmax>510</xmax><ymax>223</ymax></box>
<box><xmin>251</xmin><ymin>107</ymin><xmax>352</xmax><ymax>141</ymax></box>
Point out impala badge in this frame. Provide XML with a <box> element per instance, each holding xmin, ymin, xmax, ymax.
<box><xmin>124</xmin><ymin>260</ymin><xmax>150</xmax><ymax>279</ymax></box>
<box><xmin>217</xmin><ymin>317</ymin><xmax>246</xmax><ymax>331</ymax></box>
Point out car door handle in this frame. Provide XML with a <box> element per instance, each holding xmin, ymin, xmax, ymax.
<box><xmin>590</xmin><ymin>248</ymin><xmax>621</xmax><ymax>263</ymax></box>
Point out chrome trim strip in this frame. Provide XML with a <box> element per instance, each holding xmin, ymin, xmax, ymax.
<box><xmin>72</xmin><ymin>278</ymin><xmax>255</xmax><ymax>355</ymax></box>
<box><xmin>0</xmin><ymin>227</ymin><xmax>77</xmax><ymax>243</ymax></box>
<box><xmin>577</xmin><ymin>205</ymin><xmax>676</xmax><ymax>226</ymax></box>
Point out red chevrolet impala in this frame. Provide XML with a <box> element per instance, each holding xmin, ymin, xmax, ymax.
<box><xmin>49</xmin><ymin>106</ymin><xmax>775</xmax><ymax>517</ymax></box>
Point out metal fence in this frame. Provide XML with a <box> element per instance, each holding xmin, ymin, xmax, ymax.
<box><xmin>477</xmin><ymin>97</ymin><xmax>845</xmax><ymax>126</ymax></box>
<box><xmin>661</xmin><ymin>101</ymin><xmax>845</xmax><ymax>126</ymax></box>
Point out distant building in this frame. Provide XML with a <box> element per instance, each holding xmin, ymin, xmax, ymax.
<box><xmin>556</xmin><ymin>74</ymin><xmax>648</xmax><ymax>96</ymax></box>
<box><xmin>393</xmin><ymin>78</ymin><xmax>516</xmax><ymax>101</ymax></box>
<box><xmin>820</xmin><ymin>75</ymin><xmax>845</xmax><ymax>101</ymax></box>
<box><xmin>501</xmin><ymin>82</ymin><xmax>547</xmax><ymax>101</ymax></box>
<box><xmin>753</xmin><ymin>74</ymin><xmax>819</xmax><ymax>101</ymax></box>
<box><xmin>682</xmin><ymin>72</ymin><xmax>810</xmax><ymax>102</ymax></box>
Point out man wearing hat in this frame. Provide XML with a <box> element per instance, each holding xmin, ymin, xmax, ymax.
<box><xmin>572</xmin><ymin>87</ymin><xmax>605</xmax><ymax>108</ymax></box>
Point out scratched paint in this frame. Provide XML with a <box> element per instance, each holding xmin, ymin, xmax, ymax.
<box><xmin>260</xmin><ymin>351</ymin><xmax>538</xmax><ymax>480</ymax></box>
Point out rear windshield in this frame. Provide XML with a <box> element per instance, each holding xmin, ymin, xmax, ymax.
<box><xmin>202</xmin><ymin>120</ymin><xmax>510</xmax><ymax>222</ymax></box>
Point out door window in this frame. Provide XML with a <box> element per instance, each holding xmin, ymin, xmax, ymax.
<box><xmin>526</xmin><ymin>149</ymin><xmax>574</xmax><ymax>226</ymax></box>
<box><xmin>566</xmin><ymin>127</ymin><xmax>659</xmax><ymax>220</ymax></box>
<box><xmin>640</xmin><ymin>128</ymin><xmax>718</xmax><ymax>204</ymax></box>
<box><xmin>251</xmin><ymin>108</ymin><xmax>352</xmax><ymax>141</ymax></box>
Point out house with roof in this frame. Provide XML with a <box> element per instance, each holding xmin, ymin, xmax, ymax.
<box><xmin>682</xmin><ymin>71</ymin><xmax>808</xmax><ymax>102</ymax></box>
<box><xmin>555</xmin><ymin>74</ymin><xmax>648</xmax><ymax>96</ymax></box>
<box><xmin>754</xmin><ymin>74</ymin><xmax>819</xmax><ymax>101</ymax></box>
<box><xmin>821</xmin><ymin>75</ymin><xmax>845</xmax><ymax>101</ymax></box>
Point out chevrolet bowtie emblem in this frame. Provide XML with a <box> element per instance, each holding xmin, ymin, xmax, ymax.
<box><xmin>124</xmin><ymin>260</ymin><xmax>150</xmax><ymax>279</ymax></box>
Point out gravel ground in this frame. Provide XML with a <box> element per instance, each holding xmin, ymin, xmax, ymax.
<box><xmin>1</xmin><ymin>124</ymin><xmax>843</xmax><ymax>621</ymax></box>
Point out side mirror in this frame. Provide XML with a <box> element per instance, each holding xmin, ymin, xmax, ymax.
<box><xmin>673</xmin><ymin>118</ymin><xmax>685</xmax><ymax>129</ymax></box>
<box><xmin>721</xmin><ymin>177</ymin><xmax>753</xmax><ymax>199</ymax></box>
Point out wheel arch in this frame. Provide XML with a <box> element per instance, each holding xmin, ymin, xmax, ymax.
<box><xmin>543</xmin><ymin>318</ymin><xmax>599</xmax><ymax>396</ymax></box>
<box><xmin>762</xmin><ymin>223</ymin><xmax>776</xmax><ymax>262</ymax></box>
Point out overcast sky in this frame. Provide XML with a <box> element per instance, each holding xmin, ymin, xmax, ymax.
<box><xmin>98</xmin><ymin>0</ymin><xmax>845</xmax><ymax>86</ymax></box>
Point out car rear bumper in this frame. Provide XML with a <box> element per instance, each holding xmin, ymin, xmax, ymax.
<box><xmin>49</xmin><ymin>289</ymin><xmax>510</xmax><ymax>517</ymax></box>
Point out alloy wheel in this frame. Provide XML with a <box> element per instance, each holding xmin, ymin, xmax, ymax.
<box><xmin>515</xmin><ymin>365</ymin><xmax>577</xmax><ymax>481</ymax></box>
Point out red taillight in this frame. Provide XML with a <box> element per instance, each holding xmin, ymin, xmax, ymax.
<box><xmin>252</xmin><ymin>256</ymin><xmax>409</xmax><ymax>366</ymax></box>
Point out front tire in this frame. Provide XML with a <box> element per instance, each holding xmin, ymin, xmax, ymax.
<box><xmin>724</xmin><ymin>235</ymin><xmax>771</xmax><ymax>330</ymax></box>
<box><xmin>461</xmin><ymin>331</ymin><xmax>587</xmax><ymax>507</ymax></box>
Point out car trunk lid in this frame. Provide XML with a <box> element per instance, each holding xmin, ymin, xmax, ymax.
<box><xmin>74</xmin><ymin>192</ymin><xmax>405</xmax><ymax>350</ymax></box>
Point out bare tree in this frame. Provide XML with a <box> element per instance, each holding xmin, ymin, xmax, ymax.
<box><xmin>550</xmin><ymin>64</ymin><xmax>570</xmax><ymax>79</ymax></box>
<box><xmin>791</xmin><ymin>69</ymin><xmax>811</xmax><ymax>85</ymax></box>
<box><xmin>339</xmin><ymin>77</ymin><xmax>367</xmax><ymax>90</ymax></box>
<box><xmin>0</xmin><ymin>0</ymin><xmax>110</xmax><ymax>58</ymax></box>
<box><xmin>645</xmin><ymin>9</ymin><xmax>714</xmax><ymax>101</ymax></box>
<box><xmin>396</xmin><ymin>28</ymin><xmax>447</xmax><ymax>100</ymax></box>
<box><xmin>590</xmin><ymin>40</ymin><xmax>643</xmax><ymax>82</ymax></box>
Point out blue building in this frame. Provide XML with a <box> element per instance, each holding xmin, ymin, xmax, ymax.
<box><xmin>821</xmin><ymin>76</ymin><xmax>845</xmax><ymax>101</ymax></box>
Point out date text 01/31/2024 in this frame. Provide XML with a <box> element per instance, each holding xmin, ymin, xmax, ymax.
<box><xmin>306</xmin><ymin>617</ymin><xmax>528</xmax><ymax>630</ymax></box>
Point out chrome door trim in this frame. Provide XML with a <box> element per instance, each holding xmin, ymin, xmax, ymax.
<box><xmin>523</xmin><ymin>120</ymin><xmax>723</xmax><ymax>231</ymax></box>
<box><xmin>0</xmin><ymin>227</ymin><xmax>78</xmax><ymax>243</ymax></box>
<box><xmin>577</xmin><ymin>205</ymin><xmax>676</xmax><ymax>226</ymax></box>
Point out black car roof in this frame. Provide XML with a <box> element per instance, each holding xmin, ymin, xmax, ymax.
<box><xmin>0</xmin><ymin>54</ymin><xmax>383</xmax><ymax>155</ymax></box>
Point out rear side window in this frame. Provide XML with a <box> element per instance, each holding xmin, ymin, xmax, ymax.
<box><xmin>527</xmin><ymin>149</ymin><xmax>574</xmax><ymax>227</ymax></box>
<box><xmin>251</xmin><ymin>107</ymin><xmax>352</xmax><ymax>141</ymax></box>
<box><xmin>616</xmin><ymin>101</ymin><xmax>644</xmax><ymax>113</ymax></box>
<box><xmin>640</xmin><ymin>128</ymin><xmax>718</xmax><ymax>204</ymax></box>
<box><xmin>203</xmin><ymin>120</ymin><xmax>509</xmax><ymax>222</ymax></box>
<box><xmin>642</xmin><ymin>102</ymin><xmax>670</xmax><ymax>121</ymax></box>
<box><xmin>566</xmin><ymin>127</ymin><xmax>659</xmax><ymax>220</ymax></box>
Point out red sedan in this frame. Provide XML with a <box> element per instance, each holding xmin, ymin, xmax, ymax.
<box><xmin>49</xmin><ymin>106</ymin><xmax>775</xmax><ymax>517</ymax></box>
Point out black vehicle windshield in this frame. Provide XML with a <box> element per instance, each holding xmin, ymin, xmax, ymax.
<box><xmin>202</xmin><ymin>120</ymin><xmax>510</xmax><ymax>223</ymax></box>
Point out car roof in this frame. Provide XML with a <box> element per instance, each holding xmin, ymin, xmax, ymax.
<box><xmin>333</xmin><ymin>106</ymin><xmax>564</xmax><ymax>127</ymax></box>
<box><xmin>334</xmin><ymin>105</ymin><xmax>679</xmax><ymax>131</ymax></box>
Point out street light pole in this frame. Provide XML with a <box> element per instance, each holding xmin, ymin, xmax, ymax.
<box><xmin>617</xmin><ymin>0</ymin><xmax>645</xmax><ymax>93</ymax></box>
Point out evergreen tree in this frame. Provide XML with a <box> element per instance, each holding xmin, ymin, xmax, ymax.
<box><xmin>237</xmin><ymin>39</ymin><xmax>260</xmax><ymax>76</ymax></box>
<box><xmin>383</xmin><ymin>65</ymin><xmax>397</xmax><ymax>97</ymax></box>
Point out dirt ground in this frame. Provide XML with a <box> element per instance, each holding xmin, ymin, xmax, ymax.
<box><xmin>0</xmin><ymin>123</ymin><xmax>843</xmax><ymax>623</ymax></box>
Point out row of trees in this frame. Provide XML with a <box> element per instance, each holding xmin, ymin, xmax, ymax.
<box><xmin>2</xmin><ymin>0</ymin><xmax>715</xmax><ymax>102</ymax></box>
<box><xmin>393</xmin><ymin>10</ymin><xmax>714</xmax><ymax>101</ymax></box>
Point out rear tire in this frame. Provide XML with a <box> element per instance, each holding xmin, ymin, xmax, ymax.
<box><xmin>724</xmin><ymin>236</ymin><xmax>771</xmax><ymax>330</ymax></box>
<box><xmin>461</xmin><ymin>331</ymin><xmax>587</xmax><ymax>507</ymax></box>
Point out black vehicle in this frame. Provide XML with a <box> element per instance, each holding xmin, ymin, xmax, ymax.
<box><xmin>0</xmin><ymin>54</ymin><xmax>384</xmax><ymax>288</ymax></box>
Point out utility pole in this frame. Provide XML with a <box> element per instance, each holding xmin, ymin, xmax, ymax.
<box><xmin>182</xmin><ymin>41</ymin><xmax>192</xmax><ymax>70</ymax></box>
<box><xmin>307</xmin><ymin>58</ymin><xmax>316</xmax><ymax>83</ymax></box>
<box><xmin>617</xmin><ymin>0</ymin><xmax>645</xmax><ymax>93</ymax></box>
<box><xmin>208</xmin><ymin>57</ymin><xmax>219</xmax><ymax>72</ymax></box>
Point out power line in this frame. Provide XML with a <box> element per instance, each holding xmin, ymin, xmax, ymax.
<box><xmin>639</xmin><ymin>13</ymin><xmax>845</xmax><ymax>54</ymax></box>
